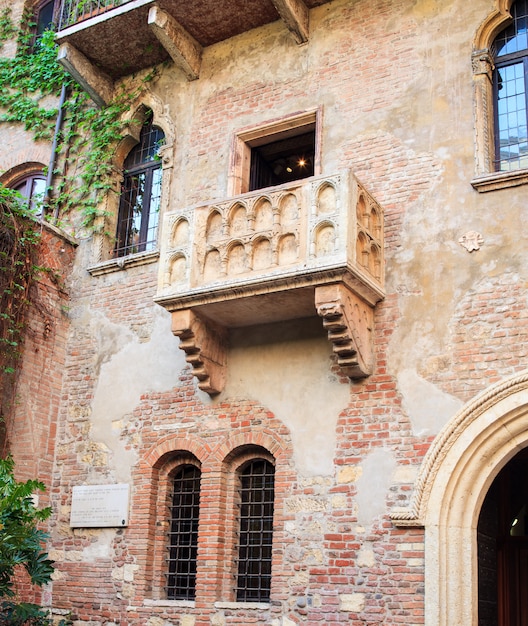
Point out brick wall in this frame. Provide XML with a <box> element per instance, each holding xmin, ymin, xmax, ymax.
<box><xmin>5</xmin><ymin>0</ymin><xmax>527</xmax><ymax>624</ymax></box>
<box><xmin>1</xmin><ymin>222</ymin><xmax>75</xmax><ymax>604</ymax></box>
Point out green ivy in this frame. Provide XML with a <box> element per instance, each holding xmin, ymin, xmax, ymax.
<box><xmin>0</xmin><ymin>9</ymin><xmax>17</xmax><ymax>49</ymax></box>
<box><xmin>0</xmin><ymin>9</ymin><xmax>158</xmax><ymax>230</ymax></box>
<box><xmin>0</xmin><ymin>186</ymin><xmax>41</xmax><ymax>378</ymax></box>
<box><xmin>0</xmin><ymin>9</ymin><xmax>158</xmax><ymax>381</ymax></box>
<box><xmin>0</xmin><ymin>28</ymin><xmax>67</xmax><ymax>139</ymax></box>
<box><xmin>53</xmin><ymin>80</ymin><xmax>154</xmax><ymax>229</ymax></box>
<box><xmin>0</xmin><ymin>457</ymin><xmax>71</xmax><ymax>625</ymax></box>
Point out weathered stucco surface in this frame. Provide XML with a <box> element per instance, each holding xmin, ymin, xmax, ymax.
<box><xmin>226</xmin><ymin>318</ymin><xmax>349</xmax><ymax>476</ymax></box>
<box><xmin>5</xmin><ymin>0</ymin><xmax>528</xmax><ymax>623</ymax></box>
<box><xmin>88</xmin><ymin>307</ymin><xmax>185</xmax><ymax>482</ymax></box>
<box><xmin>354</xmin><ymin>448</ymin><xmax>397</xmax><ymax>527</ymax></box>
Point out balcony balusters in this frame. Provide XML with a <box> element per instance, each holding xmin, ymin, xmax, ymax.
<box><xmin>155</xmin><ymin>171</ymin><xmax>385</xmax><ymax>394</ymax></box>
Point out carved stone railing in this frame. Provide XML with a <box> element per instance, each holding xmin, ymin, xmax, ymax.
<box><xmin>155</xmin><ymin>170</ymin><xmax>385</xmax><ymax>394</ymax></box>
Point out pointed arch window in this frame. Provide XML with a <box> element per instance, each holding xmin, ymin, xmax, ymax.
<box><xmin>114</xmin><ymin>115</ymin><xmax>164</xmax><ymax>257</ymax></box>
<box><xmin>493</xmin><ymin>0</ymin><xmax>528</xmax><ymax>171</ymax></box>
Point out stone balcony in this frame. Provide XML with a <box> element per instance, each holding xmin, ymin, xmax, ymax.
<box><xmin>56</xmin><ymin>0</ymin><xmax>333</xmax><ymax>106</ymax></box>
<box><xmin>155</xmin><ymin>170</ymin><xmax>385</xmax><ymax>394</ymax></box>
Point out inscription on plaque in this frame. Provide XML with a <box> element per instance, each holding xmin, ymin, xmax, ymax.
<box><xmin>70</xmin><ymin>484</ymin><xmax>129</xmax><ymax>528</ymax></box>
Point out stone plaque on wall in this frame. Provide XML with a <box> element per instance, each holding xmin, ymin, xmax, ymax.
<box><xmin>70</xmin><ymin>484</ymin><xmax>130</xmax><ymax>528</ymax></box>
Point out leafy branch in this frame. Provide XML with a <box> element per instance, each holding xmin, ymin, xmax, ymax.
<box><xmin>0</xmin><ymin>9</ymin><xmax>159</xmax><ymax>231</ymax></box>
<box><xmin>0</xmin><ymin>457</ymin><xmax>71</xmax><ymax>625</ymax></box>
<box><xmin>0</xmin><ymin>28</ymin><xmax>68</xmax><ymax>139</ymax></box>
<box><xmin>0</xmin><ymin>186</ymin><xmax>41</xmax><ymax>378</ymax></box>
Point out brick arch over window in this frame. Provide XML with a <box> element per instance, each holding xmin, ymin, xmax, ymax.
<box><xmin>213</xmin><ymin>430</ymin><xmax>288</xmax><ymax>464</ymax></box>
<box><xmin>144</xmin><ymin>435</ymin><xmax>212</xmax><ymax>470</ymax></box>
<box><xmin>391</xmin><ymin>371</ymin><xmax>528</xmax><ymax>626</ymax></box>
<box><xmin>0</xmin><ymin>162</ymin><xmax>47</xmax><ymax>187</ymax></box>
<box><xmin>137</xmin><ymin>447</ymin><xmax>203</xmax><ymax>601</ymax></box>
<box><xmin>134</xmin><ymin>425</ymin><xmax>294</xmax><ymax>606</ymax></box>
<box><xmin>1</xmin><ymin>163</ymin><xmax>47</xmax><ymax>217</ymax></box>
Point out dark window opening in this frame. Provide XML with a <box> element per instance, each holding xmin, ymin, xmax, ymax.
<box><xmin>36</xmin><ymin>0</ymin><xmax>56</xmax><ymax>37</ymax></box>
<box><xmin>249</xmin><ymin>129</ymin><xmax>315</xmax><ymax>191</ymax></box>
<box><xmin>30</xmin><ymin>0</ymin><xmax>57</xmax><ymax>51</ymax></box>
<box><xmin>477</xmin><ymin>448</ymin><xmax>528</xmax><ymax>625</ymax></box>
<box><xmin>166</xmin><ymin>465</ymin><xmax>201</xmax><ymax>601</ymax></box>
<box><xmin>235</xmin><ymin>458</ymin><xmax>275</xmax><ymax>602</ymax></box>
<box><xmin>493</xmin><ymin>0</ymin><xmax>528</xmax><ymax>171</ymax></box>
<box><xmin>114</xmin><ymin>114</ymin><xmax>164</xmax><ymax>257</ymax></box>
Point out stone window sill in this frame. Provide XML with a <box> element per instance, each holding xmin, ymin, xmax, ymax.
<box><xmin>214</xmin><ymin>601</ymin><xmax>271</xmax><ymax>610</ymax></box>
<box><xmin>143</xmin><ymin>599</ymin><xmax>195</xmax><ymax>608</ymax></box>
<box><xmin>471</xmin><ymin>168</ymin><xmax>528</xmax><ymax>192</ymax></box>
<box><xmin>87</xmin><ymin>249</ymin><xmax>159</xmax><ymax>276</ymax></box>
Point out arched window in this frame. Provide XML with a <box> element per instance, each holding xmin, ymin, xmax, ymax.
<box><xmin>12</xmin><ymin>172</ymin><xmax>46</xmax><ymax>216</ymax></box>
<box><xmin>35</xmin><ymin>0</ymin><xmax>56</xmax><ymax>37</ymax></box>
<box><xmin>493</xmin><ymin>0</ymin><xmax>528</xmax><ymax>171</ymax></box>
<box><xmin>166</xmin><ymin>464</ymin><xmax>201</xmax><ymax>600</ymax></box>
<box><xmin>235</xmin><ymin>458</ymin><xmax>275</xmax><ymax>602</ymax></box>
<box><xmin>114</xmin><ymin>115</ymin><xmax>164</xmax><ymax>257</ymax></box>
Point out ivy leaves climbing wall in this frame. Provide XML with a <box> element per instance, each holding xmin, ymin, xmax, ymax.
<box><xmin>0</xmin><ymin>7</ymin><xmax>159</xmax><ymax>231</ymax></box>
<box><xmin>0</xmin><ymin>187</ymin><xmax>40</xmax><ymax>377</ymax></box>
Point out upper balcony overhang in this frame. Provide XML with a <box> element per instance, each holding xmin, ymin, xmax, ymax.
<box><xmin>56</xmin><ymin>0</ymin><xmax>331</xmax><ymax>104</ymax></box>
<box><xmin>154</xmin><ymin>170</ymin><xmax>385</xmax><ymax>394</ymax></box>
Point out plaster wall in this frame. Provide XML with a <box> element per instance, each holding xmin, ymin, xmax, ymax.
<box><xmin>132</xmin><ymin>0</ymin><xmax>523</xmax><ymax>419</ymax></box>
<box><xmin>3</xmin><ymin>0</ymin><xmax>528</xmax><ymax>623</ymax></box>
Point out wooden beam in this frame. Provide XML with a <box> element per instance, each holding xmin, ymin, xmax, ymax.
<box><xmin>57</xmin><ymin>43</ymin><xmax>114</xmax><ymax>107</ymax></box>
<box><xmin>271</xmin><ymin>0</ymin><xmax>309</xmax><ymax>44</ymax></box>
<box><xmin>148</xmin><ymin>5</ymin><xmax>202</xmax><ymax>81</ymax></box>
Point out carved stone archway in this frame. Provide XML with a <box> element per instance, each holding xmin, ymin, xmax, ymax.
<box><xmin>392</xmin><ymin>371</ymin><xmax>528</xmax><ymax>626</ymax></box>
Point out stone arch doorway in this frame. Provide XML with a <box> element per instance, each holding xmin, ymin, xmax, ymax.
<box><xmin>391</xmin><ymin>372</ymin><xmax>528</xmax><ymax>626</ymax></box>
<box><xmin>478</xmin><ymin>448</ymin><xmax>528</xmax><ymax>626</ymax></box>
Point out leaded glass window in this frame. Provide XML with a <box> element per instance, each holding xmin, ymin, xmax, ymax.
<box><xmin>494</xmin><ymin>0</ymin><xmax>528</xmax><ymax>170</ymax></box>
<box><xmin>115</xmin><ymin>115</ymin><xmax>164</xmax><ymax>257</ymax></box>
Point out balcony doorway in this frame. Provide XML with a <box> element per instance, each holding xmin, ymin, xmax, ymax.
<box><xmin>229</xmin><ymin>109</ymin><xmax>321</xmax><ymax>196</ymax></box>
<box><xmin>478</xmin><ymin>448</ymin><xmax>528</xmax><ymax>626</ymax></box>
<box><xmin>249</xmin><ymin>129</ymin><xmax>315</xmax><ymax>191</ymax></box>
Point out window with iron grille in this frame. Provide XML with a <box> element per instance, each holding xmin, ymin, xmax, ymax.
<box><xmin>166</xmin><ymin>465</ymin><xmax>201</xmax><ymax>600</ymax></box>
<box><xmin>114</xmin><ymin>115</ymin><xmax>164</xmax><ymax>257</ymax></box>
<box><xmin>235</xmin><ymin>459</ymin><xmax>275</xmax><ymax>602</ymax></box>
<box><xmin>493</xmin><ymin>0</ymin><xmax>528</xmax><ymax>171</ymax></box>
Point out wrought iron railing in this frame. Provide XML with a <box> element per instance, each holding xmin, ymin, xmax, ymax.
<box><xmin>58</xmin><ymin>0</ymin><xmax>130</xmax><ymax>30</ymax></box>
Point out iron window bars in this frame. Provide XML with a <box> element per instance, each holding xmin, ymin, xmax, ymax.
<box><xmin>235</xmin><ymin>459</ymin><xmax>275</xmax><ymax>602</ymax></box>
<box><xmin>166</xmin><ymin>465</ymin><xmax>201</xmax><ymax>600</ymax></box>
<box><xmin>114</xmin><ymin>116</ymin><xmax>164</xmax><ymax>258</ymax></box>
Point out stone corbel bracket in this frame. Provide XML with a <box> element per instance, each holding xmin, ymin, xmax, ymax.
<box><xmin>171</xmin><ymin>309</ymin><xmax>228</xmax><ymax>395</ymax></box>
<box><xmin>270</xmin><ymin>0</ymin><xmax>309</xmax><ymax>44</ymax></box>
<box><xmin>315</xmin><ymin>283</ymin><xmax>374</xmax><ymax>379</ymax></box>
<box><xmin>148</xmin><ymin>5</ymin><xmax>202</xmax><ymax>80</ymax></box>
<box><xmin>58</xmin><ymin>42</ymin><xmax>114</xmax><ymax>107</ymax></box>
